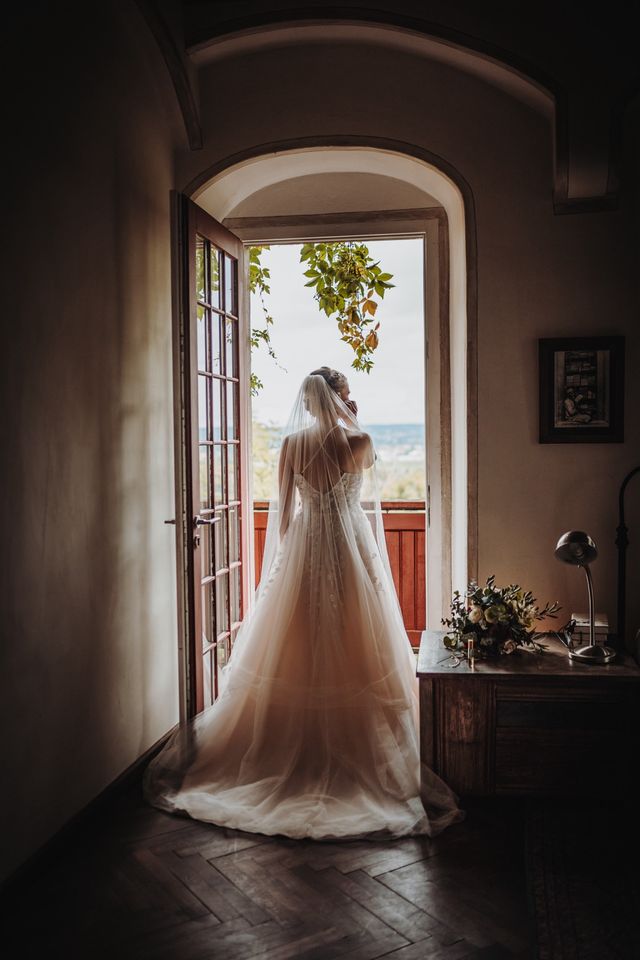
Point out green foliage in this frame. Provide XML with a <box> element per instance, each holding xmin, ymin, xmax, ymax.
<box><xmin>251</xmin><ymin>418</ymin><xmax>282</xmax><ymax>499</ymax></box>
<box><xmin>374</xmin><ymin>461</ymin><xmax>426</xmax><ymax>500</ymax></box>
<box><xmin>248</xmin><ymin>245</ymin><xmax>283</xmax><ymax>396</ymax></box>
<box><xmin>248</xmin><ymin>242</ymin><xmax>395</xmax><ymax>392</ymax></box>
<box><xmin>300</xmin><ymin>241</ymin><xmax>394</xmax><ymax>374</ymax></box>
<box><xmin>442</xmin><ymin>575</ymin><xmax>562</xmax><ymax>659</ymax></box>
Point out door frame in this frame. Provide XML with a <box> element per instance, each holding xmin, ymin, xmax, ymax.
<box><xmin>169</xmin><ymin>192</ymin><xmax>252</xmax><ymax>721</ymax></box>
<box><xmin>169</xmin><ymin>190</ymin><xmax>191</xmax><ymax>725</ymax></box>
<box><xmin>224</xmin><ymin>206</ymin><xmax>452</xmax><ymax>630</ymax></box>
<box><xmin>183</xmin><ymin>135</ymin><xmax>478</xmax><ymax>598</ymax></box>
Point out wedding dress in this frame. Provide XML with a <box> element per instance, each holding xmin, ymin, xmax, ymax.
<box><xmin>143</xmin><ymin>375</ymin><xmax>463</xmax><ymax>839</ymax></box>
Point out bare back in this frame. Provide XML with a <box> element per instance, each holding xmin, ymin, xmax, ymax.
<box><xmin>276</xmin><ymin>375</ymin><xmax>376</xmax><ymax>536</ymax></box>
<box><xmin>281</xmin><ymin>425</ymin><xmax>374</xmax><ymax>494</ymax></box>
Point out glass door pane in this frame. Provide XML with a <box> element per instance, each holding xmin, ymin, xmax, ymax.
<box><xmin>188</xmin><ymin>204</ymin><xmax>245</xmax><ymax>717</ymax></box>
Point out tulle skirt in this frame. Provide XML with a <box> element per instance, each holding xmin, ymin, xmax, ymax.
<box><xmin>143</xmin><ymin>495</ymin><xmax>464</xmax><ymax>840</ymax></box>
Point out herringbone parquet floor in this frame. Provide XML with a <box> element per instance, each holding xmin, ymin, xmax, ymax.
<box><xmin>4</xmin><ymin>783</ymin><xmax>533</xmax><ymax>959</ymax></box>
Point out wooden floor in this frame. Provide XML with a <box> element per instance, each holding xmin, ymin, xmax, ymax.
<box><xmin>4</xmin><ymin>784</ymin><xmax>533</xmax><ymax>959</ymax></box>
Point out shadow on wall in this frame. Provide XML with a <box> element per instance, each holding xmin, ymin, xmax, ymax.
<box><xmin>0</xmin><ymin>1</ymin><xmax>181</xmax><ymax>884</ymax></box>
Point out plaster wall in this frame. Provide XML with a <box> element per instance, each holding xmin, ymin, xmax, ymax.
<box><xmin>180</xmin><ymin>40</ymin><xmax>639</xmax><ymax>632</ymax></box>
<box><xmin>0</xmin><ymin>4</ymin><xmax>182</xmax><ymax>882</ymax></box>
<box><xmin>227</xmin><ymin>172</ymin><xmax>439</xmax><ymax>217</ymax></box>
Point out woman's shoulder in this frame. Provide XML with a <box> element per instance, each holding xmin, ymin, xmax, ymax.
<box><xmin>347</xmin><ymin>429</ymin><xmax>372</xmax><ymax>447</ymax></box>
<box><xmin>282</xmin><ymin>427</ymin><xmax>312</xmax><ymax>446</ymax></box>
<box><xmin>346</xmin><ymin>430</ymin><xmax>375</xmax><ymax>468</ymax></box>
<box><xmin>280</xmin><ymin>427</ymin><xmax>317</xmax><ymax>459</ymax></box>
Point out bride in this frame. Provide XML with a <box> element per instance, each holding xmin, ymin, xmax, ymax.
<box><xmin>143</xmin><ymin>367</ymin><xmax>463</xmax><ymax>839</ymax></box>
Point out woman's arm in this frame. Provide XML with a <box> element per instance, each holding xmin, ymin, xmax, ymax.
<box><xmin>351</xmin><ymin>431</ymin><xmax>376</xmax><ymax>470</ymax></box>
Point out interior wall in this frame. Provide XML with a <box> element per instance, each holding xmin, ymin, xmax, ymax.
<box><xmin>2</xmin><ymin>8</ymin><xmax>638</xmax><ymax>886</ymax></box>
<box><xmin>0</xmin><ymin>4</ymin><xmax>183</xmax><ymax>882</ymax></box>
<box><xmin>180</xmin><ymin>39</ymin><xmax>639</xmax><ymax>635</ymax></box>
<box><xmin>620</xmin><ymin>93</ymin><xmax>640</xmax><ymax>653</ymax></box>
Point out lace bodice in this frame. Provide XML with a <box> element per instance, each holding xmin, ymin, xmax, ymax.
<box><xmin>294</xmin><ymin>471</ymin><xmax>363</xmax><ymax>509</ymax></box>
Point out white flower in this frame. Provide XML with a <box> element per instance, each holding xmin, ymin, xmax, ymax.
<box><xmin>503</xmin><ymin>639</ymin><xmax>517</xmax><ymax>654</ymax></box>
<box><xmin>468</xmin><ymin>605</ymin><xmax>483</xmax><ymax>623</ymax></box>
<box><xmin>519</xmin><ymin>606</ymin><xmax>536</xmax><ymax>629</ymax></box>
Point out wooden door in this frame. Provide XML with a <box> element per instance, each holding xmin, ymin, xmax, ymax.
<box><xmin>185</xmin><ymin>200</ymin><xmax>249</xmax><ymax>717</ymax></box>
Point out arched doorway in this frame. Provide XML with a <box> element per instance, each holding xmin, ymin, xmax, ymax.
<box><xmin>174</xmin><ymin>141</ymin><xmax>477</xmax><ymax>717</ymax></box>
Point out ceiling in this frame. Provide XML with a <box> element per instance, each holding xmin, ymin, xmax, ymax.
<box><xmin>143</xmin><ymin>1</ymin><xmax>640</xmax><ymax>210</ymax></box>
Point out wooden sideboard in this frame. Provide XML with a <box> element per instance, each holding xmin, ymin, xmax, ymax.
<box><xmin>417</xmin><ymin>630</ymin><xmax>640</xmax><ymax>797</ymax></box>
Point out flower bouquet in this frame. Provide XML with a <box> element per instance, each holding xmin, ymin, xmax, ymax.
<box><xmin>442</xmin><ymin>575</ymin><xmax>561</xmax><ymax>659</ymax></box>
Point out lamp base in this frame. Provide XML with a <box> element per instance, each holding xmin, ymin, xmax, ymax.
<box><xmin>569</xmin><ymin>643</ymin><xmax>617</xmax><ymax>664</ymax></box>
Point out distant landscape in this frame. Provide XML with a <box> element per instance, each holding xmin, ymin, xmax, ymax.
<box><xmin>367</xmin><ymin>424</ymin><xmax>426</xmax><ymax>500</ymax></box>
<box><xmin>252</xmin><ymin>420</ymin><xmax>426</xmax><ymax>500</ymax></box>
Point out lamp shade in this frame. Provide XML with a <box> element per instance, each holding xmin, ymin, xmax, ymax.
<box><xmin>554</xmin><ymin>530</ymin><xmax>598</xmax><ymax>566</ymax></box>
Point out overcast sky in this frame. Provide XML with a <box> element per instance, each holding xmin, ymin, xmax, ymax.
<box><xmin>250</xmin><ymin>238</ymin><xmax>425</xmax><ymax>426</ymax></box>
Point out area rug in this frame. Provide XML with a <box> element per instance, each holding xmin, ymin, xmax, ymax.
<box><xmin>525</xmin><ymin>799</ymin><xmax>640</xmax><ymax>959</ymax></box>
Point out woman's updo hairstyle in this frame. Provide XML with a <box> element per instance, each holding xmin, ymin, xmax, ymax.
<box><xmin>309</xmin><ymin>366</ymin><xmax>348</xmax><ymax>395</ymax></box>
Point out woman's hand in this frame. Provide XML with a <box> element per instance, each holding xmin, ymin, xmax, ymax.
<box><xmin>344</xmin><ymin>397</ymin><xmax>358</xmax><ymax>417</ymax></box>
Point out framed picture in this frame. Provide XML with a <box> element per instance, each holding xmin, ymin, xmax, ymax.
<box><xmin>539</xmin><ymin>336</ymin><xmax>625</xmax><ymax>443</ymax></box>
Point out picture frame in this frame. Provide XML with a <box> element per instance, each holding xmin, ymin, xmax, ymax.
<box><xmin>539</xmin><ymin>336</ymin><xmax>625</xmax><ymax>443</ymax></box>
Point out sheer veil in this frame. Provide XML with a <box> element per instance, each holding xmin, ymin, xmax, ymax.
<box><xmin>143</xmin><ymin>372</ymin><xmax>463</xmax><ymax>840</ymax></box>
<box><xmin>254</xmin><ymin>373</ymin><xmax>394</xmax><ymax>634</ymax></box>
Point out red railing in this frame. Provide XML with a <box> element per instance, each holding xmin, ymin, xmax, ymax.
<box><xmin>253</xmin><ymin>501</ymin><xmax>426</xmax><ymax>645</ymax></box>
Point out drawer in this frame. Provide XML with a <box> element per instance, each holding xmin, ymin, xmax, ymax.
<box><xmin>496</xmin><ymin>697</ymin><xmax>629</xmax><ymax>730</ymax></box>
<box><xmin>494</xmin><ymin>727</ymin><xmax>620</xmax><ymax>794</ymax></box>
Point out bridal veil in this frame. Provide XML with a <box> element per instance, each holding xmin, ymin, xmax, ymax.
<box><xmin>143</xmin><ymin>374</ymin><xmax>463</xmax><ymax>839</ymax></box>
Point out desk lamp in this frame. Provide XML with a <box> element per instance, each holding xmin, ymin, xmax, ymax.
<box><xmin>555</xmin><ymin>530</ymin><xmax>616</xmax><ymax>663</ymax></box>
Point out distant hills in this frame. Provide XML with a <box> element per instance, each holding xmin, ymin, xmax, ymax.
<box><xmin>366</xmin><ymin>423</ymin><xmax>424</xmax><ymax>446</ymax></box>
<box><xmin>250</xmin><ymin>420</ymin><xmax>426</xmax><ymax>499</ymax></box>
<box><xmin>366</xmin><ymin>423</ymin><xmax>425</xmax><ymax>463</ymax></box>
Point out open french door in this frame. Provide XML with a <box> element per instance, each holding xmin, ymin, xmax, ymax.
<box><xmin>176</xmin><ymin>197</ymin><xmax>251</xmax><ymax>719</ymax></box>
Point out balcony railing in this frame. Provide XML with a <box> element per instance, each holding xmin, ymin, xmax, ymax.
<box><xmin>253</xmin><ymin>500</ymin><xmax>426</xmax><ymax>645</ymax></box>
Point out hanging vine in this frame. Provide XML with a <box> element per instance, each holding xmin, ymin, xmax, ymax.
<box><xmin>300</xmin><ymin>241</ymin><xmax>394</xmax><ymax>373</ymax></box>
<box><xmin>248</xmin><ymin>244</ymin><xmax>283</xmax><ymax>396</ymax></box>
<box><xmin>249</xmin><ymin>241</ymin><xmax>394</xmax><ymax>393</ymax></box>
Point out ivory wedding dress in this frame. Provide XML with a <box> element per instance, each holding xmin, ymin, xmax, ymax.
<box><xmin>143</xmin><ymin>375</ymin><xmax>463</xmax><ymax>839</ymax></box>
